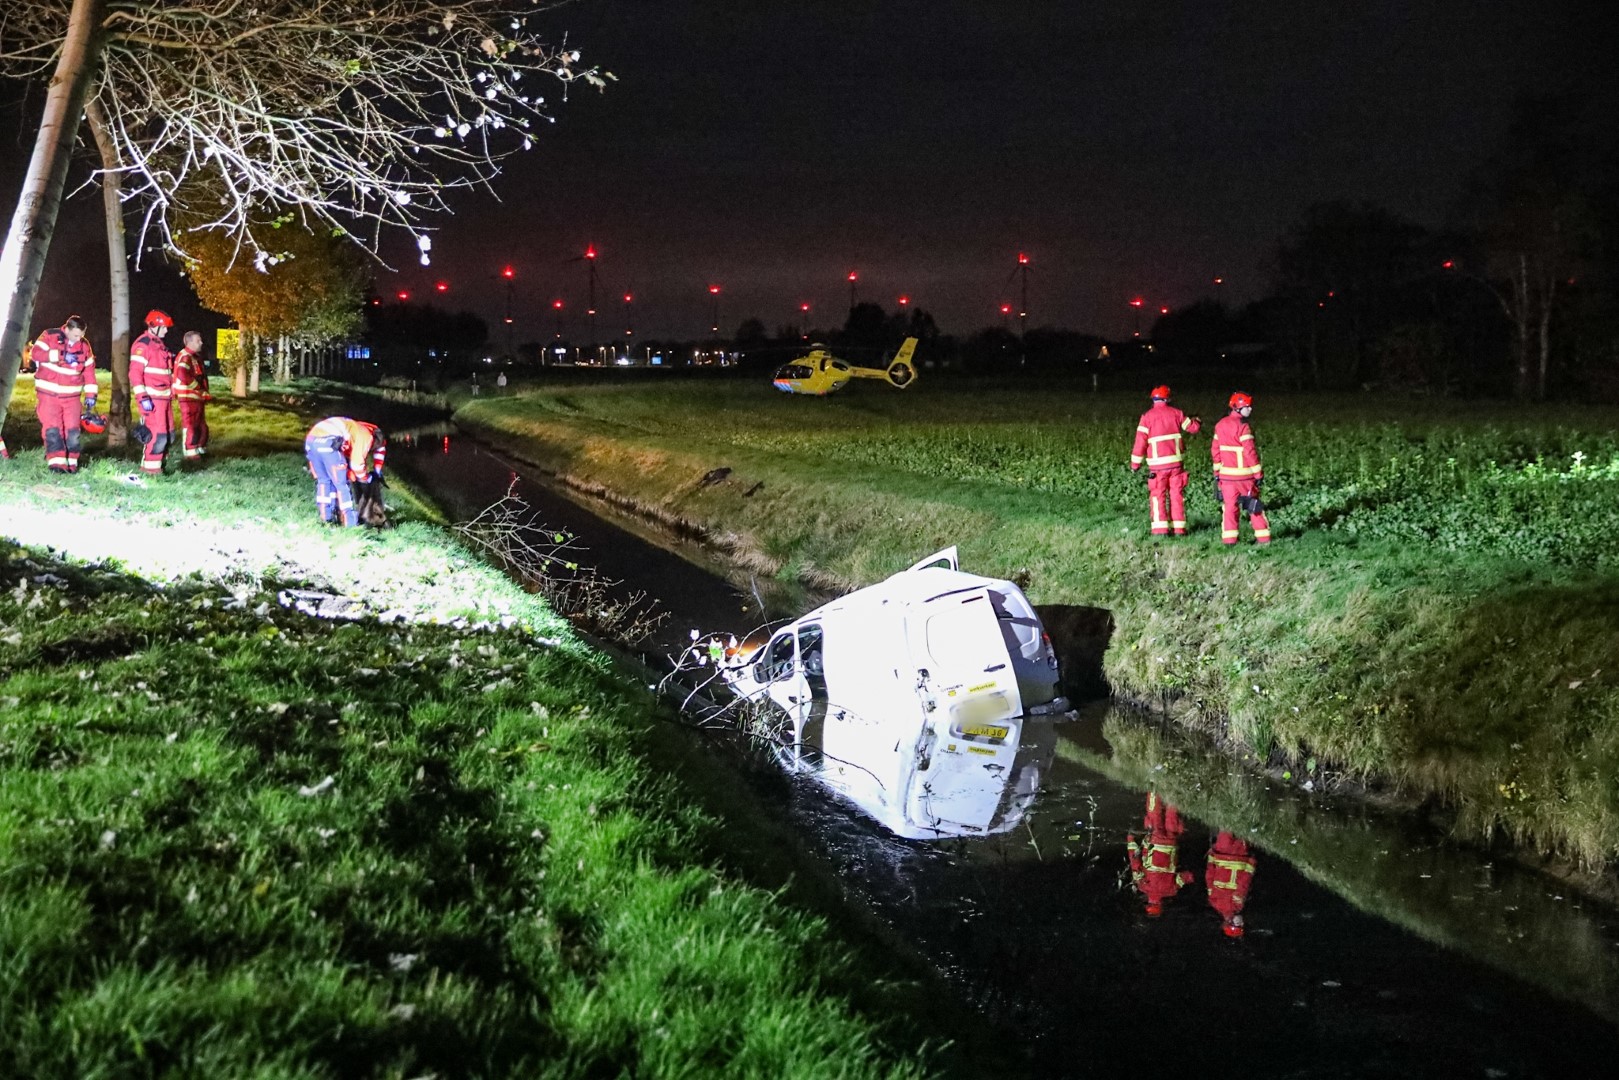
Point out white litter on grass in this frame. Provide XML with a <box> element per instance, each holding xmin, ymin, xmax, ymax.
<box><xmin>389</xmin><ymin>953</ymin><xmax>419</xmax><ymax>972</ymax></box>
<box><xmin>99</xmin><ymin>829</ymin><xmax>117</xmax><ymax>850</ymax></box>
<box><xmin>278</xmin><ymin>589</ymin><xmax>369</xmax><ymax>621</ymax></box>
<box><xmin>297</xmin><ymin>776</ymin><xmax>336</xmax><ymax>797</ymax></box>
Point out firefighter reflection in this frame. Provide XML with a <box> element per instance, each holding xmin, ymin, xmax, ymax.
<box><xmin>1206</xmin><ymin>830</ymin><xmax>1258</xmax><ymax>938</ymax></box>
<box><xmin>1126</xmin><ymin>792</ymin><xmax>1194</xmax><ymax>916</ymax></box>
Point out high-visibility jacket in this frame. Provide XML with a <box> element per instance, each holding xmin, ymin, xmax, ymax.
<box><xmin>1127</xmin><ymin>833</ymin><xmax>1195</xmax><ymax>902</ymax></box>
<box><xmin>307</xmin><ymin>416</ymin><xmax>385</xmax><ymax>481</ymax></box>
<box><xmin>130</xmin><ymin>331</ymin><xmax>174</xmax><ymax>404</ymax></box>
<box><xmin>29</xmin><ymin>328</ymin><xmax>97</xmax><ymax>399</ymax></box>
<box><xmin>172</xmin><ymin>347</ymin><xmax>211</xmax><ymax>402</ymax></box>
<box><xmin>1130</xmin><ymin>402</ymin><xmax>1200</xmax><ymax>470</ymax></box>
<box><xmin>1206</xmin><ymin>831</ymin><xmax>1256</xmax><ymax>922</ymax></box>
<box><xmin>1212</xmin><ymin>412</ymin><xmax>1263</xmax><ymax>481</ymax></box>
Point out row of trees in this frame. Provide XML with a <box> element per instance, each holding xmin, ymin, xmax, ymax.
<box><xmin>1</xmin><ymin>0</ymin><xmax>604</xmax><ymax>442</ymax></box>
<box><xmin>1153</xmin><ymin>97</ymin><xmax>1616</xmax><ymax>399</ymax></box>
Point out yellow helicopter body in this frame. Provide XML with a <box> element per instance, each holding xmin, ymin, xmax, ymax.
<box><xmin>773</xmin><ymin>337</ymin><xmax>919</xmax><ymax>396</ymax></box>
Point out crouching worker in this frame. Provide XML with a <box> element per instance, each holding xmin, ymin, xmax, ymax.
<box><xmin>30</xmin><ymin>314</ymin><xmax>98</xmax><ymax>473</ymax></box>
<box><xmin>304</xmin><ymin>416</ymin><xmax>387</xmax><ymax>527</ymax></box>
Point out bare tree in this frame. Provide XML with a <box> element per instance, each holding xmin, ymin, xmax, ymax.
<box><xmin>1</xmin><ymin>0</ymin><xmax>606</xmax><ymax>429</ymax></box>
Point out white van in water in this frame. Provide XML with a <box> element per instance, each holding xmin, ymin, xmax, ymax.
<box><xmin>720</xmin><ymin>547</ymin><xmax>1069</xmax><ymax>839</ymax></box>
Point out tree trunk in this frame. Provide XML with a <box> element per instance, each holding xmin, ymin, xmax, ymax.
<box><xmin>85</xmin><ymin>95</ymin><xmax>131</xmax><ymax>446</ymax></box>
<box><xmin>1513</xmin><ymin>253</ymin><xmax>1533</xmax><ymax>399</ymax></box>
<box><xmin>249</xmin><ymin>331</ymin><xmax>261</xmax><ymax>394</ymax></box>
<box><xmin>1537</xmin><ymin>275</ymin><xmax>1556</xmax><ymax>401</ymax></box>
<box><xmin>233</xmin><ymin>363</ymin><xmax>248</xmax><ymax>398</ymax></box>
<box><xmin>0</xmin><ymin>0</ymin><xmax>109</xmax><ymax>422</ymax></box>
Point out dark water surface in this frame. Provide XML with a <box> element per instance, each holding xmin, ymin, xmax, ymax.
<box><xmin>386</xmin><ymin>418</ymin><xmax>1619</xmax><ymax>1079</ymax></box>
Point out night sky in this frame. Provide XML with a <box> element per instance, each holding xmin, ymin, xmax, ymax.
<box><xmin>4</xmin><ymin>0</ymin><xmax>1612</xmax><ymax>345</ymax></box>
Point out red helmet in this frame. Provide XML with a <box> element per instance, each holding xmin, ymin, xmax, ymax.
<box><xmin>1229</xmin><ymin>391</ymin><xmax>1253</xmax><ymax>410</ymax></box>
<box><xmin>1223</xmin><ymin>921</ymin><xmax>1246</xmax><ymax>939</ymax></box>
<box><xmin>80</xmin><ymin>412</ymin><xmax>108</xmax><ymax>434</ymax></box>
<box><xmin>144</xmin><ymin>309</ymin><xmax>174</xmax><ymax>328</ymax></box>
<box><xmin>1150</xmin><ymin>384</ymin><xmax>1171</xmax><ymax>400</ymax></box>
<box><xmin>1144</xmin><ymin>901</ymin><xmax>1163</xmax><ymax>918</ymax></box>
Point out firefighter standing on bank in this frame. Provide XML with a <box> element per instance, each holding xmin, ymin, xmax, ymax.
<box><xmin>1212</xmin><ymin>391</ymin><xmax>1272</xmax><ymax>545</ymax></box>
<box><xmin>1126</xmin><ymin>791</ymin><xmax>1195</xmax><ymax>916</ymax></box>
<box><xmin>304</xmin><ymin>416</ymin><xmax>386</xmax><ymax>527</ymax></box>
<box><xmin>1205</xmin><ymin>830</ymin><xmax>1258</xmax><ymax>938</ymax></box>
<box><xmin>172</xmin><ymin>330</ymin><xmax>213</xmax><ymax>459</ymax></box>
<box><xmin>28</xmin><ymin>314</ymin><xmax>98</xmax><ymax>473</ymax></box>
<box><xmin>1128</xmin><ymin>385</ymin><xmax>1201</xmax><ymax>536</ymax></box>
<box><xmin>130</xmin><ymin>310</ymin><xmax>176</xmax><ymax>475</ymax></box>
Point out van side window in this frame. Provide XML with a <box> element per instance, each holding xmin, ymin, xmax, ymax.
<box><xmin>756</xmin><ymin>632</ymin><xmax>796</xmax><ymax>683</ymax></box>
<box><xmin>798</xmin><ymin>624</ymin><xmax>824</xmax><ymax>678</ymax></box>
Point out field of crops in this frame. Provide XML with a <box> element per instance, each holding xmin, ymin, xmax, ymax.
<box><xmin>508</xmin><ymin>378</ymin><xmax>1619</xmax><ymax>569</ymax></box>
<box><xmin>458</xmin><ymin>376</ymin><xmax>1619</xmax><ymax>872</ymax></box>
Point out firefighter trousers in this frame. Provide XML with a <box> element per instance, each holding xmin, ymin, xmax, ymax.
<box><xmin>36</xmin><ymin>393</ymin><xmax>83</xmax><ymax>470</ymax></box>
<box><xmin>1147</xmin><ymin>468</ymin><xmax>1189</xmax><ymax>535</ymax></box>
<box><xmin>180</xmin><ymin>402</ymin><xmax>209</xmax><ymax>457</ymax></box>
<box><xmin>140</xmin><ymin>401</ymin><xmax>174</xmax><ymax>474</ymax></box>
<box><xmin>1219</xmin><ymin>478</ymin><xmax>1271</xmax><ymax>544</ymax></box>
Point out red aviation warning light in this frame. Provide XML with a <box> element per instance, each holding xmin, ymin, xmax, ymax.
<box><xmin>502</xmin><ymin>266</ymin><xmax>514</xmax><ymax>279</ymax></box>
<box><xmin>435</xmin><ymin>281</ymin><xmax>449</xmax><ymax>293</ymax></box>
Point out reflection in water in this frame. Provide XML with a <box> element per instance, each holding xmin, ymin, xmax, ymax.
<box><xmin>1127</xmin><ymin>791</ymin><xmax>1195</xmax><ymax>917</ymax></box>
<box><xmin>378</xmin><ymin>413</ymin><xmax>1619</xmax><ymax>1074</ymax></box>
<box><xmin>1207</xmin><ymin>830</ymin><xmax>1258</xmax><ymax>938</ymax></box>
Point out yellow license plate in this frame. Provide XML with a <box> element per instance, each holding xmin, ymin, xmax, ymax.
<box><xmin>961</xmin><ymin>723</ymin><xmax>1009</xmax><ymax>740</ymax></box>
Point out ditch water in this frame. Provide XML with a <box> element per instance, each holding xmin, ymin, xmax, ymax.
<box><xmin>384</xmin><ymin>416</ymin><xmax>1619</xmax><ymax>1079</ymax></box>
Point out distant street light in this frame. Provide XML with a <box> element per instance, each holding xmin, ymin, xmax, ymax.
<box><xmin>500</xmin><ymin>265</ymin><xmax>516</xmax><ymax>354</ymax></box>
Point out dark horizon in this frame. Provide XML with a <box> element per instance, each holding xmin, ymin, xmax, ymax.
<box><xmin>2</xmin><ymin>0</ymin><xmax>1613</xmax><ymax>347</ymax></box>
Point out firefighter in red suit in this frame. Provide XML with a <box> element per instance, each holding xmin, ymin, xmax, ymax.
<box><xmin>1206</xmin><ymin>831</ymin><xmax>1257</xmax><ymax>938</ymax></box>
<box><xmin>130</xmin><ymin>310</ymin><xmax>176</xmax><ymax>475</ymax></box>
<box><xmin>304</xmin><ymin>416</ymin><xmax>386</xmax><ymax>527</ymax></box>
<box><xmin>1126</xmin><ymin>791</ymin><xmax>1194</xmax><ymax>916</ymax></box>
<box><xmin>28</xmin><ymin>315</ymin><xmax>98</xmax><ymax>473</ymax></box>
<box><xmin>1128</xmin><ymin>385</ymin><xmax>1201</xmax><ymax>536</ymax></box>
<box><xmin>172</xmin><ymin>330</ymin><xmax>213</xmax><ymax>459</ymax></box>
<box><xmin>1212</xmin><ymin>391</ymin><xmax>1271</xmax><ymax>545</ymax></box>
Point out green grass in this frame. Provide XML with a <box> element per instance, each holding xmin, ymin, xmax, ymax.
<box><xmin>0</xmin><ymin>397</ymin><xmax>938</xmax><ymax>1078</ymax></box>
<box><xmin>451</xmin><ymin>377</ymin><xmax>1619</xmax><ymax>872</ymax></box>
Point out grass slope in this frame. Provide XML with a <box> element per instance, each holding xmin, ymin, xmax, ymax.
<box><xmin>0</xmin><ymin>391</ymin><xmax>936</xmax><ymax>1078</ymax></box>
<box><xmin>452</xmin><ymin>377</ymin><xmax>1619</xmax><ymax>871</ymax></box>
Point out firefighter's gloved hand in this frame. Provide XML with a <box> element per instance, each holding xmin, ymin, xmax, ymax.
<box><xmin>138</xmin><ymin>396</ymin><xmax>154</xmax><ymax>413</ymax></box>
<box><xmin>83</xmin><ymin>395</ymin><xmax>96</xmax><ymax>409</ymax></box>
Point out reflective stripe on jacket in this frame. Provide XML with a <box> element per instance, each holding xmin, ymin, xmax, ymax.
<box><xmin>29</xmin><ymin>329</ymin><xmax>97</xmax><ymax>397</ymax></box>
<box><xmin>307</xmin><ymin>416</ymin><xmax>382</xmax><ymax>479</ymax></box>
<box><xmin>130</xmin><ymin>332</ymin><xmax>175</xmax><ymax>401</ymax></box>
<box><xmin>172</xmin><ymin>347</ymin><xmax>210</xmax><ymax>401</ymax></box>
<box><xmin>1130</xmin><ymin>402</ymin><xmax>1199</xmax><ymax>469</ymax></box>
<box><xmin>1212</xmin><ymin>412</ymin><xmax>1262</xmax><ymax>480</ymax></box>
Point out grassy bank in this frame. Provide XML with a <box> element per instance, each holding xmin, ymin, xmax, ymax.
<box><xmin>451</xmin><ymin>377</ymin><xmax>1619</xmax><ymax>872</ymax></box>
<box><xmin>0</xmin><ymin>399</ymin><xmax>937</xmax><ymax>1076</ymax></box>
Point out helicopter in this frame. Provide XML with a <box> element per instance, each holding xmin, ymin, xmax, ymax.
<box><xmin>772</xmin><ymin>337</ymin><xmax>919</xmax><ymax>396</ymax></box>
